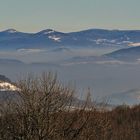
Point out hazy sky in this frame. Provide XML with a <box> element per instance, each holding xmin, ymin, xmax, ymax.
<box><xmin>0</xmin><ymin>0</ymin><xmax>140</xmax><ymax>32</ymax></box>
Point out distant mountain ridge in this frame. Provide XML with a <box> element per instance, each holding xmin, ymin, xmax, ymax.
<box><xmin>105</xmin><ymin>46</ymin><xmax>140</xmax><ymax>61</ymax></box>
<box><xmin>0</xmin><ymin>28</ymin><xmax>140</xmax><ymax>50</ymax></box>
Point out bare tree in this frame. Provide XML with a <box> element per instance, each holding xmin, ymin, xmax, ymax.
<box><xmin>0</xmin><ymin>72</ymin><xmax>91</xmax><ymax>140</ymax></box>
<box><xmin>1</xmin><ymin>72</ymin><xmax>139</xmax><ymax>140</ymax></box>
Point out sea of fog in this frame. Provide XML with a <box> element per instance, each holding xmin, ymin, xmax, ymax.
<box><xmin>0</xmin><ymin>47</ymin><xmax>140</xmax><ymax>104</ymax></box>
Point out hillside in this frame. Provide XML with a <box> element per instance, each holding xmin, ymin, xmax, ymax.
<box><xmin>106</xmin><ymin>46</ymin><xmax>140</xmax><ymax>61</ymax></box>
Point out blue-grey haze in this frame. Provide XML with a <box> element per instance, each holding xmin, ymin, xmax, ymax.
<box><xmin>0</xmin><ymin>0</ymin><xmax>140</xmax><ymax>32</ymax></box>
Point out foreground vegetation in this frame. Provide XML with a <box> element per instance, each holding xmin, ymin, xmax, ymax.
<box><xmin>0</xmin><ymin>73</ymin><xmax>140</xmax><ymax>140</ymax></box>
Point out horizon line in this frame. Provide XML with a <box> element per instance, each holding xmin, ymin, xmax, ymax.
<box><xmin>0</xmin><ymin>28</ymin><xmax>140</xmax><ymax>34</ymax></box>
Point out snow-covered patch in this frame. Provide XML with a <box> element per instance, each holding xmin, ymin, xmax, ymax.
<box><xmin>0</xmin><ymin>82</ymin><xmax>18</xmax><ymax>91</ymax></box>
<box><xmin>122</xmin><ymin>41</ymin><xmax>132</xmax><ymax>44</ymax></box>
<box><xmin>96</xmin><ymin>39</ymin><xmax>107</xmax><ymax>44</ymax></box>
<box><xmin>6</xmin><ymin>29</ymin><xmax>17</xmax><ymax>33</ymax></box>
<box><xmin>129</xmin><ymin>43</ymin><xmax>140</xmax><ymax>47</ymax></box>
<box><xmin>48</xmin><ymin>36</ymin><xmax>61</xmax><ymax>42</ymax></box>
<box><xmin>95</xmin><ymin>39</ymin><xmax>118</xmax><ymax>44</ymax></box>
<box><xmin>43</xmin><ymin>30</ymin><xmax>55</xmax><ymax>34</ymax></box>
<box><xmin>109</xmin><ymin>40</ymin><xmax>116</xmax><ymax>43</ymax></box>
